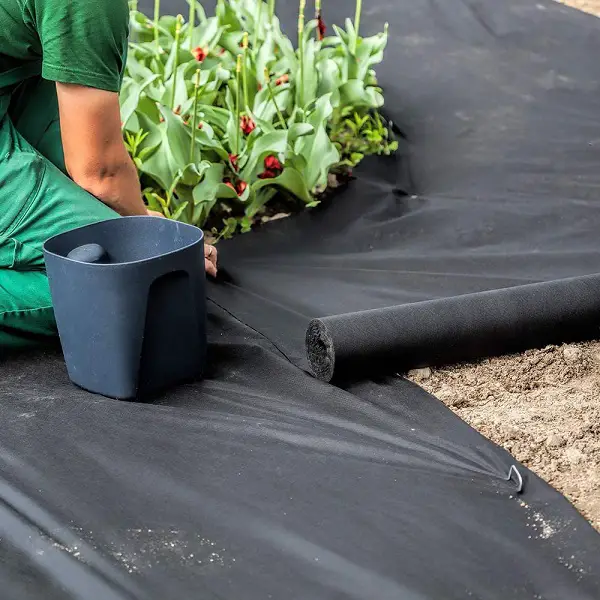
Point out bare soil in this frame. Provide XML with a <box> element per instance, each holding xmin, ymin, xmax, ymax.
<box><xmin>556</xmin><ymin>0</ymin><xmax>600</xmax><ymax>16</ymax></box>
<box><xmin>408</xmin><ymin>343</ymin><xmax>600</xmax><ymax>530</ymax></box>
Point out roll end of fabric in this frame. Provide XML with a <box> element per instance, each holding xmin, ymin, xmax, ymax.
<box><xmin>306</xmin><ymin>319</ymin><xmax>335</xmax><ymax>382</ymax></box>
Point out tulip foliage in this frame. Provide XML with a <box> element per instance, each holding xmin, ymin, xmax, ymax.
<box><xmin>122</xmin><ymin>0</ymin><xmax>397</xmax><ymax>237</ymax></box>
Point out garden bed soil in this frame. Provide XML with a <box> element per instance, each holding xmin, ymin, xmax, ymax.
<box><xmin>557</xmin><ymin>0</ymin><xmax>600</xmax><ymax>16</ymax></box>
<box><xmin>408</xmin><ymin>343</ymin><xmax>600</xmax><ymax>531</ymax></box>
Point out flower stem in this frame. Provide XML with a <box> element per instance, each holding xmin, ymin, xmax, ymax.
<box><xmin>188</xmin><ymin>69</ymin><xmax>201</xmax><ymax>222</ymax></box>
<box><xmin>268</xmin><ymin>0</ymin><xmax>275</xmax><ymax>27</ymax></box>
<box><xmin>170</xmin><ymin>15</ymin><xmax>183</xmax><ymax>110</ymax></box>
<box><xmin>264</xmin><ymin>69</ymin><xmax>286</xmax><ymax>129</ymax></box>
<box><xmin>190</xmin><ymin>69</ymin><xmax>201</xmax><ymax>163</ymax></box>
<box><xmin>188</xmin><ymin>0</ymin><xmax>196</xmax><ymax>49</ymax></box>
<box><xmin>153</xmin><ymin>0</ymin><xmax>161</xmax><ymax>51</ymax></box>
<box><xmin>241</xmin><ymin>32</ymin><xmax>250</xmax><ymax>111</ymax></box>
<box><xmin>298</xmin><ymin>0</ymin><xmax>305</xmax><ymax>106</ymax></box>
<box><xmin>236</xmin><ymin>54</ymin><xmax>242</xmax><ymax>155</ymax></box>
<box><xmin>353</xmin><ymin>0</ymin><xmax>362</xmax><ymax>52</ymax></box>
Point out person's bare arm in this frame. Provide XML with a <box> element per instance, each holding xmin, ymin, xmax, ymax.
<box><xmin>56</xmin><ymin>83</ymin><xmax>148</xmax><ymax>216</ymax></box>
<box><xmin>56</xmin><ymin>82</ymin><xmax>218</xmax><ymax>275</ymax></box>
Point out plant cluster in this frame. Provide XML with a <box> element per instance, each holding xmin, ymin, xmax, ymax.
<box><xmin>122</xmin><ymin>0</ymin><xmax>396</xmax><ymax>237</ymax></box>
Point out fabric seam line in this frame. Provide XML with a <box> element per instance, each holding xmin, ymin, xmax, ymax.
<box><xmin>42</xmin><ymin>64</ymin><xmax>118</xmax><ymax>89</ymax></box>
<box><xmin>207</xmin><ymin>296</ymin><xmax>295</xmax><ymax>365</ymax></box>
<box><xmin>0</xmin><ymin>155</ymin><xmax>46</xmax><ymax>240</ymax></box>
<box><xmin>0</xmin><ymin>305</ymin><xmax>53</xmax><ymax>318</ymax></box>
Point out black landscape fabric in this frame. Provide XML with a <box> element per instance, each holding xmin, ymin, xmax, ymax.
<box><xmin>1</xmin><ymin>0</ymin><xmax>600</xmax><ymax>598</ymax></box>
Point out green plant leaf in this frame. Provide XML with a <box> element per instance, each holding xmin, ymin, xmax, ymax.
<box><xmin>225</xmin><ymin>109</ymin><xmax>239</xmax><ymax>155</ymax></box>
<box><xmin>219</xmin><ymin>31</ymin><xmax>244</xmax><ymax>56</ymax></box>
<box><xmin>192</xmin><ymin>163</ymin><xmax>224</xmax><ymax>202</ymax></box>
<box><xmin>190</xmin><ymin>162</ymin><xmax>223</xmax><ymax>224</ymax></box>
<box><xmin>294</xmin><ymin>94</ymin><xmax>339</xmax><ymax>188</ymax></box>
<box><xmin>284</xmin><ymin>152</ymin><xmax>308</xmax><ymax>173</ymax></box>
<box><xmin>250</xmin><ymin>167</ymin><xmax>312</xmax><ymax>206</ymax></box>
<box><xmin>161</xmin><ymin>62</ymin><xmax>193</xmax><ymax>109</ymax></box>
<box><xmin>338</xmin><ymin>79</ymin><xmax>382</xmax><ymax>108</ymax></box>
<box><xmin>219</xmin><ymin>217</ymin><xmax>239</xmax><ymax>239</ymax></box>
<box><xmin>126</xmin><ymin>57</ymin><xmax>158</xmax><ymax>83</ymax></box>
<box><xmin>171</xmin><ymin>201</ymin><xmax>189</xmax><ymax>220</ymax></box>
<box><xmin>272</xmin><ymin>19</ymin><xmax>297</xmax><ymax>68</ymax></box>
<box><xmin>253</xmin><ymin>87</ymin><xmax>291</xmax><ymax>125</ymax></box>
<box><xmin>287</xmin><ymin>123</ymin><xmax>314</xmax><ymax>144</ymax></box>
<box><xmin>253</xmin><ymin>116</ymin><xmax>277</xmax><ymax>134</ymax></box>
<box><xmin>315</xmin><ymin>57</ymin><xmax>341</xmax><ymax>99</ymax></box>
<box><xmin>239</xmin><ymin>215</ymin><xmax>253</xmax><ymax>233</ymax></box>
<box><xmin>255</xmin><ymin>31</ymin><xmax>276</xmax><ymax>85</ymax></box>
<box><xmin>240</xmin><ymin>130</ymin><xmax>288</xmax><ymax>179</ymax></box>
<box><xmin>180</xmin><ymin>160</ymin><xmax>212</xmax><ymax>186</ymax></box>
<box><xmin>215</xmin><ymin>182</ymin><xmax>243</xmax><ymax>199</ymax></box>
<box><xmin>195</xmin><ymin>16</ymin><xmax>223</xmax><ymax>48</ymax></box>
<box><xmin>144</xmin><ymin>189</ymin><xmax>165</xmax><ymax>212</ymax></box>
<box><xmin>120</xmin><ymin>73</ymin><xmax>160</xmax><ymax>128</ymax></box>
<box><xmin>198</xmin><ymin>105</ymin><xmax>230</xmax><ymax>129</ymax></box>
<box><xmin>139</xmin><ymin>105</ymin><xmax>193</xmax><ymax>189</ymax></box>
<box><xmin>297</xmin><ymin>38</ymin><xmax>318</xmax><ymax>108</ymax></box>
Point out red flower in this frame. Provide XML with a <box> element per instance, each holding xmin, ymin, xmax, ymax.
<box><xmin>191</xmin><ymin>46</ymin><xmax>207</xmax><ymax>62</ymax></box>
<box><xmin>275</xmin><ymin>74</ymin><xmax>289</xmax><ymax>86</ymax></box>
<box><xmin>173</xmin><ymin>105</ymin><xmax>182</xmax><ymax>115</ymax></box>
<box><xmin>240</xmin><ymin>114</ymin><xmax>256</xmax><ymax>135</ymax></box>
<box><xmin>264</xmin><ymin>155</ymin><xmax>283</xmax><ymax>172</ymax></box>
<box><xmin>258</xmin><ymin>156</ymin><xmax>283</xmax><ymax>180</ymax></box>
<box><xmin>224</xmin><ymin>179</ymin><xmax>247</xmax><ymax>196</ymax></box>
<box><xmin>197</xmin><ymin>122</ymin><xmax>203</xmax><ymax>129</ymax></box>
<box><xmin>229</xmin><ymin>153</ymin><xmax>239</xmax><ymax>172</ymax></box>
<box><xmin>257</xmin><ymin>83</ymin><xmax>263</xmax><ymax>91</ymax></box>
<box><xmin>317</xmin><ymin>12</ymin><xmax>326</xmax><ymax>41</ymax></box>
<box><xmin>236</xmin><ymin>180</ymin><xmax>247</xmax><ymax>195</ymax></box>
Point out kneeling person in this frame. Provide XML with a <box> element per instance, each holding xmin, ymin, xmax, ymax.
<box><xmin>0</xmin><ymin>0</ymin><xmax>216</xmax><ymax>348</ymax></box>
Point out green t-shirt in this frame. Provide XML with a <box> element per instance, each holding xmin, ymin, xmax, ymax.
<box><xmin>0</xmin><ymin>0</ymin><xmax>129</xmax><ymax>93</ymax></box>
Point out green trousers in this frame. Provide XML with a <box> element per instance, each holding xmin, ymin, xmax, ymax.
<box><xmin>0</xmin><ymin>78</ymin><xmax>117</xmax><ymax>349</ymax></box>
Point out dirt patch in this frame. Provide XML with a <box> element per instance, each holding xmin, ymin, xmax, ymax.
<box><xmin>556</xmin><ymin>0</ymin><xmax>600</xmax><ymax>17</ymax></box>
<box><xmin>408</xmin><ymin>342</ymin><xmax>600</xmax><ymax>530</ymax></box>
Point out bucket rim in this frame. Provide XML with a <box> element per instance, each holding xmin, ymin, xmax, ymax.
<box><xmin>43</xmin><ymin>216</ymin><xmax>205</xmax><ymax>268</ymax></box>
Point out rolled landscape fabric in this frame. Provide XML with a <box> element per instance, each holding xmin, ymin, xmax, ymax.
<box><xmin>306</xmin><ymin>274</ymin><xmax>600</xmax><ymax>382</ymax></box>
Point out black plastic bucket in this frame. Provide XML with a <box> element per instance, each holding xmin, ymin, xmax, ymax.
<box><xmin>43</xmin><ymin>216</ymin><xmax>207</xmax><ymax>399</ymax></box>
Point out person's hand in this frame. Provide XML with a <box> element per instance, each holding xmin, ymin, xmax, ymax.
<box><xmin>205</xmin><ymin>244</ymin><xmax>218</xmax><ymax>277</ymax></box>
<box><xmin>145</xmin><ymin>211</ymin><xmax>216</xmax><ymax>275</ymax></box>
